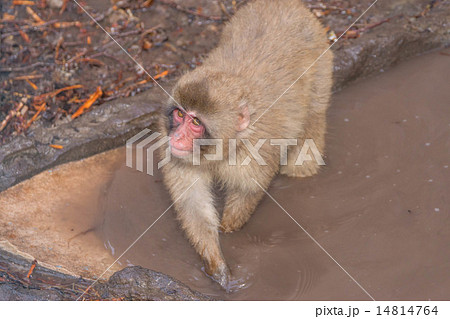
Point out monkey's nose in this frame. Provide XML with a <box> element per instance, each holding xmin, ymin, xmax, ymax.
<box><xmin>174</xmin><ymin>132</ymin><xmax>183</xmax><ymax>140</ymax></box>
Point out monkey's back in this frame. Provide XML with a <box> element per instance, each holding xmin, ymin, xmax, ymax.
<box><xmin>210</xmin><ymin>0</ymin><xmax>330</xmax><ymax>79</ymax></box>
<box><xmin>204</xmin><ymin>0</ymin><xmax>333</xmax><ymax>134</ymax></box>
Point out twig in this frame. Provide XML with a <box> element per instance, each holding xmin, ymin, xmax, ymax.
<box><xmin>66</xmin><ymin>48</ymin><xmax>88</xmax><ymax>64</ymax></box>
<box><xmin>1</xmin><ymin>19</ymin><xmax>59</xmax><ymax>38</ymax></box>
<box><xmin>159</xmin><ymin>0</ymin><xmax>224</xmax><ymax>21</ymax></box>
<box><xmin>358</xmin><ymin>17</ymin><xmax>394</xmax><ymax>32</ymax></box>
<box><xmin>17</xmin><ymin>24</ymin><xmax>31</xmax><ymax>43</ymax></box>
<box><xmin>0</xmin><ymin>103</ymin><xmax>25</xmax><ymax>132</ymax></box>
<box><xmin>60</xmin><ymin>0</ymin><xmax>69</xmax><ymax>15</ymax></box>
<box><xmin>307</xmin><ymin>4</ymin><xmax>346</xmax><ymax>11</ymax></box>
<box><xmin>71</xmin><ymin>86</ymin><xmax>102</xmax><ymax>119</ymax></box>
<box><xmin>26</xmin><ymin>6</ymin><xmax>45</xmax><ymax>24</ymax></box>
<box><xmin>112</xmin><ymin>29</ymin><xmax>142</xmax><ymax>38</ymax></box>
<box><xmin>53</xmin><ymin>21</ymin><xmax>82</xmax><ymax>28</ymax></box>
<box><xmin>336</xmin><ymin>16</ymin><xmax>395</xmax><ymax>38</ymax></box>
<box><xmin>55</xmin><ymin>36</ymin><xmax>64</xmax><ymax>62</ymax></box>
<box><xmin>25</xmin><ymin>102</ymin><xmax>46</xmax><ymax>129</ymax></box>
<box><xmin>36</xmin><ymin>85</ymin><xmax>83</xmax><ymax>100</ymax></box>
<box><xmin>25</xmin><ymin>78</ymin><xmax>38</xmax><ymax>90</ymax></box>
<box><xmin>26</xmin><ymin>260</ymin><xmax>38</xmax><ymax>279</ymax></box>
<box><xmin>13</xmin><ymin>0</ymin><xmax>36</xmax><ymax>6</ymax></box>
<box><xmin>12</xmin><ymin>74</ymin><xmax>43</xmax><ymax>80</ymax></box>
<box><xmin>78</xmin><ymin>58</ymin><xmax>105</xmax><ymax>66</ymax></box>
<box><xmin>153</xmin><ymin>69</ymin><xmax>169</xmax><ymax>80</ymax></box>
<box><xmin>219</xmin><ymin>1</ymin><xmax>232</xmax><ymax>19</ymax></box>
<box><xmin>88</xmin><ymin>52</ymin><xmax>127</xmax><ymax>65</ymax></box>
<box><xmin>0</xmin><ymin>62</ymin><xmax>52</xmax><ymax>73</ymax></box>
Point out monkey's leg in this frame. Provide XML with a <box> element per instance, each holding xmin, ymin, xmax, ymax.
<box><xmin>220</xmin><ymin>185</ymin><xmax>265</xmax><ymax>233</ymax></box>
<box><xmin>164</xmin><ymin>168</ymin><xmax>230</xmax><ymax>289</ymax></box>
<box><xmin>280</xmin><ymin>110</ymin><xmax>327</xmax><ymax>178</ymax></box>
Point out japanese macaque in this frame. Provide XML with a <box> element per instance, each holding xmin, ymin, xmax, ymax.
<box><xmin>158</xmin><ymin>0</ymin><xmax>333</xmax><ymax>290</ymax></box>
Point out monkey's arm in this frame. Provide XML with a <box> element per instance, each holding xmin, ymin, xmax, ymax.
<box><xmin>162</xmin><ymin>164</ymin><xmax>230</xmax><ymax>289</ymax></box>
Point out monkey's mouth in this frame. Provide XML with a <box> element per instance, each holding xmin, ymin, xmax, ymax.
<box><xmin>169</xmin><ymin>145</ymin><xmax>192</xmax><ymax>158</ymax></box>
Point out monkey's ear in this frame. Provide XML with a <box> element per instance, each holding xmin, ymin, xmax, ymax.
<box><xmin>237</xmin><ymin>104</ymin><xmax>250</xmax><ymax>131</ymax></box>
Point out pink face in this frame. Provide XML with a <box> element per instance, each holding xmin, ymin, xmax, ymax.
<box><xmin>169</xmin><ymin>108</ymin><xmax>206</xmax><ymax>157</ymax></box>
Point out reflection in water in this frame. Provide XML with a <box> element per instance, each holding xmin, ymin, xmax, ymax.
<box><xmin>96</xmin><ymin>51</ymin><xmax>449</xmax><ymax>300</ymax></box>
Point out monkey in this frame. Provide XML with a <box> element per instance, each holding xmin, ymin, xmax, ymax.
<box><xmin>158</xmin><ymin>0</ymin><xmax>333</xmax><ymax>290</ymax></box>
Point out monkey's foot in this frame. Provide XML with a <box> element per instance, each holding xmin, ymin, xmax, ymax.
<box><xmin>280</xmin><ymin>160</ymin><xmax>320</xmax><ymax>178</ymax></box>
<box><xmin>220</xmin><ymin>215</ymin><xmax>246</xmax><ymax>234</ymax></box>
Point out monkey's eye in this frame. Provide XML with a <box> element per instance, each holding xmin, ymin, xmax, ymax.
<box><xmin>192</xmin><ymin>117</ymin><xmax>201</xmax><ymax>126</ymax></box>
<box><xmin>173</xmin><ymin>109</ymin><xmax>184</xmax><ymax>123</ymax></box>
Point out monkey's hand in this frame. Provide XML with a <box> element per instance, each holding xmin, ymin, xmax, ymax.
<box><xmin>204</xmin><ymin>260</ymin><xmax>231</xmax><ymax>292</ymax></box>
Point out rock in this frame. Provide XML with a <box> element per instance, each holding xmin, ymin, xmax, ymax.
<box><xmin>100</xmin><ymin>266</ymin><xmax>213</xmax><ymax>301</ymax></box>
<box><xmin>0</xmin><ymin>245</ymin><xmax>212</xmax><ymax>301</ymax></box>
<box><xmin>0</xmin><ymin>89</ymin><xmax>166</xmax><ymax>192</ymax></box>
<box><xmin>329</xmin><ymin>0</ymin><xmax>450</xmax><ymax>90</ymax></box>
<box><xmin>0</xmin><ymin>244</ymin><xmax>83</xmax><ymax>301</ymax></box>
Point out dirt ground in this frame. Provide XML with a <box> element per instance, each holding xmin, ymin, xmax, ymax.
<box><xmin>2</xmin><ymin>0</ymin><xmax>446</xmax><ymax>142</ymax></box>
<box><xmin>1</xmin><ymin>0</ymin><xmax>243</xmax><ymax>141</ymax></box>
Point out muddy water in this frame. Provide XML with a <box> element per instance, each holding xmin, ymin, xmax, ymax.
<box><xmin>95</xmin><ymin>51</ymin><xmax>449</xmax><ymax>300</ymax></box>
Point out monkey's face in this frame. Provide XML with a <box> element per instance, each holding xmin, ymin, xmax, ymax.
<box><xmin>168</xmin><ymin>107</ymin><xmax>206</xmax><ymax>158</ymax></box>
<box><xmin>165</xmin><ymin>74</ymin><xmax>250</xmax><ymax>160</ymax></box>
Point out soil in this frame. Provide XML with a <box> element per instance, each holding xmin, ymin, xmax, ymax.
<box><xmin>1</xmin><ymin>50</ymin><xmax>448</xmax><ymax>300</ymax></box>
<box><xmin>1</xmin><ymin>0</ymin><xmax>244</xmax><ymax>140</ymax></box>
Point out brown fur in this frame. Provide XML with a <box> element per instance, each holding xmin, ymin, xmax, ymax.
<box><xmin>158</xmin><ymin>0</ymin><xmax>333</xmax><ymax>290</ymax></box>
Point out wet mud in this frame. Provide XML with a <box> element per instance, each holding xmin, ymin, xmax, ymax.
<box><xmin>1</xmin><ymin>50</ymin><xmax>449</xmax><ymax>300</ymax></box>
